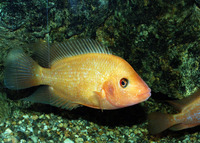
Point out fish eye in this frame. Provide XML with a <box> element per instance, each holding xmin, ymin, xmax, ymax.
<box><xmin>120</xmin><ymin>78</ymin><xmax>128</xmax><ymax>88</ymax></box>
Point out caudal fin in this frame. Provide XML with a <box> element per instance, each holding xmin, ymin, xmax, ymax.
<box><xmin>148</xmin><ymin>112</ymin><xmax>176</xmax><ymax>134</ymax></box>
<box><xmin>4</xmin><ymin>49</ymin><xmax>41</xmax><ymax>90</ymax></box>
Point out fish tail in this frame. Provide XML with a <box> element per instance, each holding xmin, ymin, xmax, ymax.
<box><xmin>148</xmin><ymin>112</ymin><xmax>176</xmax><ymax>134</ymax></box>
<box><xmin>4</xmin><ymin>49</ymin><xmax>42</xmax><ymax>90</ymax></box>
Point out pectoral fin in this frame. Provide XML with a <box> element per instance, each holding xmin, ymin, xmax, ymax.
<box><xmin>94</xmin><ymin>90</ymin><xmax>106</xmax><ymax>111</ymax></box>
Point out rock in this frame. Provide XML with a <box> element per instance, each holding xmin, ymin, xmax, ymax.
<box><xmin>64</xmin><ymin>138</ymin><xmax>74</xmax><ymax>143</ymax></box>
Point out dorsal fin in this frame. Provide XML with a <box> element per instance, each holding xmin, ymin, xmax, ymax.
<box><xmin>33</xmin><ymin>39</ymin><xmax>111</xmax><ymax>67</ymax></box>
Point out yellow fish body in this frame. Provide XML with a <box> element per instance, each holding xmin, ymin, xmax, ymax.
<box><xmin>4</xmin><ymin>39</ymin><xmax>151</xmax><ymax>110</ymax></box>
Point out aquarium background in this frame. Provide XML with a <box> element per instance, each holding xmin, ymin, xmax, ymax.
<box><xmin>0</xmin><ymin>0</ymin><xmax>200</xmax><ymax>142</ymax></box>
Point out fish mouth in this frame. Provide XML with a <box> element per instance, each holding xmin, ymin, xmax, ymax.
<box><xmin>123</xmin><ymin>91</ymin><xmax>151</xmax><ymax>107</ymax></box>
<box><xmin>140</xmin><ymin>88</ymin><xmax>151</xmax><ymax>101</ymax></box>
<box><xmin>131</xmin><ymin>90</ymin><xmax>151</xmax><ymax>105</ymax></box>
<box><xmin>140</xmin><ymin>92</ymin><xmax>151</xmax><ymax>101</ymax></box>
<box><xmin>141</xmin><ymin>88</ymin><xmax>151</xmax><ymax>101</ymax></box>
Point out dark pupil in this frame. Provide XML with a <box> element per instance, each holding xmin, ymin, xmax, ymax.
<box><xmin>120</xmin><ymin>78</ymin><xmax>128</xmax><ymax>88</ymax></box>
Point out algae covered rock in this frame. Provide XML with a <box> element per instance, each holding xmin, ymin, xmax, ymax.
<box><xmin>97</xmin><ymin>0</ymin><xmax>200</xmax><ymax>99</ymax></box>
<box><xmin>0</xmin><ymin>0</ymin><xmax>199</xmax><ymax>100</ymax></box>
<box><xmin>0</xmin><ymin>0</ymin><xmax>199</xmax><ymax>142</ymax></box>
<box><xmin>0</xmin><ymin>92</ymin><xmax>11</xmax><ymax>122</ymax></box>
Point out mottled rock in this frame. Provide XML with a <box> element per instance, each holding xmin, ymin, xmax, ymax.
<box><xmin>0</xmin><ymin>2</ymin><xmax>199</xmax><ymax>142</ymax></box>
<box><xmin>96</xmin><ymin>0</ymin><xmax>200</xmax><ymax>98</ymax></box>
<box><xmin>0</xmin><ymin>92</ymin><xmax>11</xmax><ymax>122</ymax></box>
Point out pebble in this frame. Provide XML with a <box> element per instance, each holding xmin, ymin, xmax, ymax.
<box><xmin>4</xmin><ymin>128</ymin><xmax>12</xmax><ymax>134</ymax></box>
<box><xmin>23</xmin><ymin>115</ymin><xmax>29</xmax><ymax>119</ymax></box>
<box><xmin>0</xmin><ymin>109</ymin><xmax>199</xmax><ymax>143</ymax></box>
<box><xmin>58</xmin><ymin>123</ymin><xmax>63</xmax><ymax>127</ymax></box>
<box><xmin>30</xmin><ymin>135</ymin><xmax>38</xmax><ymax>143</ymax></box>
<box><xmin>32</xmin><ymin>115</ymin><xmax>39</xmax><ymax>120</ymax></box>
<box><xmin>64</xmin><ymin>138</ymin><xmax>74</xmax><ymax>143</ymax></box>
<box><xmin>45</xmin><ymin>114</ymin><xmax>50</xmax><ymax>119</ymax></box>
<box><xmin>75</xmin><ymin>137</ymin><xmax>84</xmax><ymax>143</ymax></box>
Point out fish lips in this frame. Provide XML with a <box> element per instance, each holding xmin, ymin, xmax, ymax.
<box><xmin>139</xmin><ymin>91</ymin><xmax>151</xmax><ymax>102</ymax></box>
<box><xmin>114</xmin><ymin>90</ymin><xmax>151</xmax><ymax>108</ymax></box>
<box><xmin>126</xmin><ymin>89</ymin><xmax>151</xmax><ymax>107</ymax></box>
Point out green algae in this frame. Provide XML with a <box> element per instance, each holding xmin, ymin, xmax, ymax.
<box><xmin>0</xmin><ymin>0</ymin><xmax>199</xmax><ymax>142</ymax></box>
<box><xmin>96</xmin><ymin>0</ymin><xmax>200</xmax><ymax>98</ymax></box>
<box><xmin>0</xmin><ymin>92</ymin><xmax>10</xmax><ymax>122</ymax></box>
<box><xmin>0</xmin><ymin>0</ymin><xmax>199</xmax><ymax>100</ymax></box>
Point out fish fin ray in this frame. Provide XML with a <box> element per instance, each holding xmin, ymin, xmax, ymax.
<box><xmin>4</xmin><ymin>49</ymin><xmax>41</xmax><ymax>90</ymax></box>
<box><xmin>32</xmin><ymin>39</ymin><xmax>111</xmax><ymax>67</ymax></box>
<box><xmin>166</xmin><ymin>100</ymin><xmax>184</xmax><ymax>112</ymax></box>
<box><xmin>22</xmin><ymin>86</ymin><xmax>80</xmax><ymax>110</ymax></box>
<box><xmin>169</xmin><ymin>123</ymin><xmax>200</xmax><ymax>131</ymax></box>
<box><xmin>148</xmin><ymin>112</ymin><xmax>175</xmax><ymax>134</ymax></box>
<box><xmin>94</xmin><ymin>91</ymin><xmax>105</xmax><ymax>111</ymax></box>
<box><xmin>167</xmin><ymin>89</ymin><xmax>200</xmax><ymax>112</ymax></box>
<box><xmin>32</xmin><ymin>40</ymin><xmax>51</xmax><ymax>68</ymax></box>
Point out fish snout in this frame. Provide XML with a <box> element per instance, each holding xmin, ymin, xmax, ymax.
<box><xmin>129</xmin><ymin>87</ymin><xmax>151</xmax><ymax>106</ymax></box>
<box><xmin>138</xmin><ymin>89</ymin><xmax>151</xmax><ymax>102</ymax></box>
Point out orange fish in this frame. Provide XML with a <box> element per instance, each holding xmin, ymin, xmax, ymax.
<box><xmin>148</xmin><ymin>89</ymin><xmax>200</xmax><ymax>134</ymax></box>
<box><xmin>4</xmin><ymin>39</ymin><xmax>151</xmax><ymax>110</ymax></box>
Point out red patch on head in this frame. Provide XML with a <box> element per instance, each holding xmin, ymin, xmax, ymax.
<box><xmin>102</xmin><ymin>80</ymin><xmax>119</xmax><ymax>107</ymax></box>
<box><xmin>107</xmin><ymin>84</ymin><xmax>114</xmax><ymax>96</ymax></box>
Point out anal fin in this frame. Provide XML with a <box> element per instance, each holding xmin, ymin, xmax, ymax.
<box><xmin>169</xmin><ymin>123</ymin><xmax>200</xmax><ymax>131</ymax></box>
<box><xmin>22</xmin><ymin>86</ymin><xmax>80</xmax><ymax>110</ymax></box>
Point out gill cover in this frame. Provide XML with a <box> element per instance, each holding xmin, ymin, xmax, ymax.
<box><xmin>102</xmin><ymin>78</ymin><xmax>127</xmax><ymax>108</ymax></box>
